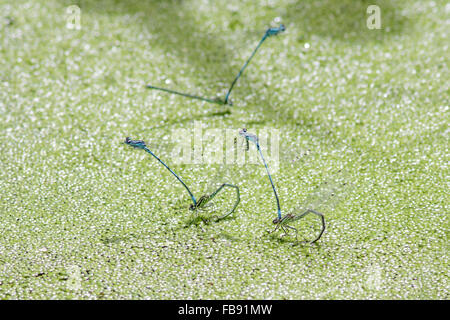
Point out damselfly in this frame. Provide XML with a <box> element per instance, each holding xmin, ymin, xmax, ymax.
<box><xmin>239</xmin><ymin>129</ymin><xmax>350</xmax><ymax>244</ymax></box>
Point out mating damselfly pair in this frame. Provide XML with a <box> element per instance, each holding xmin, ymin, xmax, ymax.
<box><xmin>123</xmin><ymin>137</ymin><xmax>240</xmax><ymax>224</ymax></box>
<box><xmin>124</xmin><ymin>129</ymin><xmax>353</xmax><ymax>244</ymax></box>
<box><xmin>146</xmin><ymin>24</ymin><xmax>286</xmax><ymax>106</ymax></box>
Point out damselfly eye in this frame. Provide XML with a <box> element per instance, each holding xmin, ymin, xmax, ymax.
<box><xmin>125</xmin><ymin>137</ymin><xmax>130</xmax><ymax>143</ymax></box>
<box><xmin>272</xmin><ymin>218</ymin><xmax>279</xmax><ymax>224</ymax></box>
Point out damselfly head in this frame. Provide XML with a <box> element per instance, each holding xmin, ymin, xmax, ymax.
<box><xmin>272</xmin><ymin>217</ymin><xmax>280</xmax><ymax>224</ymax></box>
<box><xmin>266</xmin><ymin>24</ymin><xmax>286</xmax><ymax>37</ymax></box>
<box><xmin>189</xmin><ymin>204</ymin><xmax>195</xmax><ymax>211</ymax></box>
<box><xmin>238</xmin><ymin>128</ymin><xmax>248</xmax><ymax>141</ymax></box>
<box><xmin>239</xmin><ymin>128</ymin><xmax>258</xmax><ymax>145</ymax></box>
<box><xmin>124</xmin><ymin>137</ymin><xmax>146</xmax><ymax>149</ymax></box>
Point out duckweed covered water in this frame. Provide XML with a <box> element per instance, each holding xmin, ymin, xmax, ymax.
<box><xmin>0</xmin><ymin>0</ymin><xmax>448</xmax><ymax>299</ymax></box>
